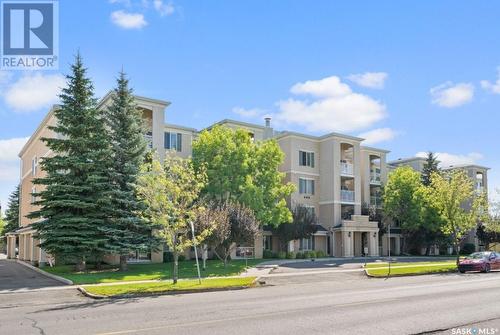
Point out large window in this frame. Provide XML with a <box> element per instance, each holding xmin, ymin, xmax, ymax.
<box><xmin>299</xmin><ymin>178</ymin><xmax>315</xmax><ymax>195</ymax></box>
<box><xmin>299</xmin><ymin>151</ymin><xmax>314</xmax><ymax>168</ymax></box>
<box><xmin>300</xmin><ymin>236</ymin><xmax>314</xmax><ymax>251</ymax></box>
<box><xmin>32</xmin><ymin>156</ymin><xmax>38</xmax><ymax>176</ymax></box>
<box><xmin>164</xmin><ymin>132</ymin><xmax>182</xmax><ymax>152</ymax></box>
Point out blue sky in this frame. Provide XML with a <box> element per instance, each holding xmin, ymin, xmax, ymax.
<box><xmin>1</xmin><ymin>0</ymin><xmax>500</xmax><ymax>210</ymax></box>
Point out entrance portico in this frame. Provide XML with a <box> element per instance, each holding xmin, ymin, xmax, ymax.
<box><xmin>332</xmin><ymin>215</ymin><xmax>379</xmax><ymax>257</ymax></box>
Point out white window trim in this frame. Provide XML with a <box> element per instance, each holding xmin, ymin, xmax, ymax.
<box><xmin>299</xmin><ymin>177</ymin><xmax>315</xmax><ymax>195</ymax></box>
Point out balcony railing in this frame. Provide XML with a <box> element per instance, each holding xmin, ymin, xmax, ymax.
<box><xmin>340</xmin><ymin>161</ymin><xmax>354</xmax><ymax>176</ymax></box>
<box><xmin>370</xmin><ymin>172</ymin><xmax>381</xmax><ymax>184</ymax></box>
<box><xmin>341</xmin><ymin>190</ymin><xmax>355</xmax><ymax>202</ymax></box>
<box><xmin>370</xmin><ymin>196</ymin><xmax>382</xmax><ymax>207</ymax></box>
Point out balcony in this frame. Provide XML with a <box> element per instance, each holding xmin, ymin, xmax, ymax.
<box><xmin>341</xmin><ymin>190</ymin><xmax>355</xmax><ymax>203</ymax></box>
<box><xmin>340</xmin><ymin>161</ymin><xmax>354</xmax><ymax>176</ymax></box>
<box><xmin>370</xmin><ymin>172</ymin><xmax>381</xmax><ymax>185</ymax></box>
<box><xmin>370</xmin><ymin>196</ymin><xmax>382</xmax><ymax>207</ymax></box>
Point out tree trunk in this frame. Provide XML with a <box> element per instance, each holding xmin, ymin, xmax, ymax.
<box><xmin>75</xmin><ymin>258</ymin><xmax>86</xmax><ymax>272</ymax></box>
<box><xmin>223</xmin><ymin>255</ymin><xmax>228</xmax><ymax>268</ymax></box>
<box><xmin>173</xmin><ymin>251</ymin><xmax>178</xmax><ymax>284</ymax></box>
<box><xmin>455</xmin><ymin>240</ymin><xmax>460</xmax><ymax>267</ymax></box>
<box><xmin>119</xmin><ymin>255</ymin><xmax>128</xmax><ymax>272</ymax></box>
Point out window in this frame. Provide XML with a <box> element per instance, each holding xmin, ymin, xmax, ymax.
<box><xmin>304</xmin><ymin>205</ymin><xmax>315</xmax><ymax>216</ymax></box>
<box><xmin>31</xmin><ymin>187</ymin><xmax>36</xmax><ymax>204</ymax></box>
<box><xmin>299</xmin><ymin>151</ymin><xmax>314</xmax><ymax>168</ymax></box>
<box><xmin>299</xmin><ymin>178</ymin><xmax>315</xmax><ymax>195</ymax></box>
<box><xmin>300</xmin><ymin>236</ymin><xmax>314</xmax><ymax>251</ymax></box>
<box><xmin>263</xmin><ymin>236</ymin><xmax>273</xmax><ymax>250</ymax></box>
<box><xmin>164</xmin><ymin>132</ymin><xmax>182</xmax><ymax>152</ymax></box>
<box><xmin>32</xmin><ymin>156</ymin><xmax>38</xmax><ymax>176</ymax></box>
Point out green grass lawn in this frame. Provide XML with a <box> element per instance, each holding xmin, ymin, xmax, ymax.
<box><xmin>365</xmin><ymin>261</ymin><xmax>457</xmax><ymax>277</ymax></box>
<box><xmin>82</xmin><ymin>277</ymin><xmax>257</xmax><ymax>297</ymax></box>
<box><xmin>44</xmin><ymin>259</ymin><xmax>263</xmax><ymax>284</ymax></box>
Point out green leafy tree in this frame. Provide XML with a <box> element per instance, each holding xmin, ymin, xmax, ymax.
<box><xmin>29</xmin><ymin>54</ymin><xmax>112</xmax><ymax>271</ymax></box>
<box><xmin>477</xmin><ymin>189</ymin><xmax>500</xmax><ymax>249</ymax></box>
<box><xmin>104</xmin><ymin>71</ymin><xmax>153</xmax><ymax>271</ymax></box>
<box><xmin>192</xmin><ymin>125</ymin><xmax>294</xmax><ymax>228</ymax></box>
<box><xmin>421</xmin><ymin>152</ymin><xmax>440</xmax><ymax>186</ymax></box>
<box><xmin>430</xmin><ymin>170</ymin><xmax>489</xmax><ymax>265</ymax></box>
<box><xmin>137</xmin><ymin>155</ymin><xmax>214</xmax><ymax>283</ymax></box>
<box><xmin>383</xmin><ymin>167</ymin><xmax>426</xmax><ymax>253</ymax></box>
<box><xmin>4</xmin><ymin>186</ymin><xmax>20</xmax><ymax>233</ymax></box>
<box><xmin>272</xmin><ymin>204</ymin><xmax>318</xmax><ymax>252</ymax></box>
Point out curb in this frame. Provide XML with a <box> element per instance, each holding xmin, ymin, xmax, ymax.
<box><xmin>363</xmin><ymin>267</ymin><xmax>457</xmax><ymax>278</ymax></box>
<box><xmin>15</xmin><ymin>260</ymin><xmax>73</xmax><ymax>285</ymax></box>
<box><xmin>79</xmin><ymin>277</ymin><xmax>263</xmax><ymax>300</ymax></box>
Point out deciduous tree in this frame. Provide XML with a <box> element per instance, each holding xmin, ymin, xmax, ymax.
<box><xmin>430</xmin><ymin>170</ymin><xmax>489</xmax><ymax>265</ymax></box>
<box><xmin>137</xmin><ymin>155</ymin><xmax>213</xmax><ymax>283</ymax></box>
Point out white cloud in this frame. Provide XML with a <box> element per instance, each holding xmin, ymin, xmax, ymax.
<box><xmin>0</xmin><ymin>137</ymin><xmax>29</xmax><ymax>162</ymax></box>
<box><xmin>0</xmin><ymin>137</ymin><xmax>28</xmax><ymax>210</ymax></box>
<box><xmin>359</xmin><ymin>128</ymin><xmax>398</xmax><ymax>145</ymax></box>
<box><xmin>232</xmin><ymin>107</ymin><xmax>266</xmax><ymax>118</ymax></box>
<box><xmin>153</xmin><ymin>0</ymin><xmax>174</xmax><ymax>16</ymax></box>
<box><xmin>274</xmin><ymin>75</ymin><xmax>386</xmax><ymax>133</ymax></box>
<box><xmin>430</xmin><ymin>82</ymin><xmax>474</xmax><ymax>108</ymax></box>
<box><xmin>111</xmin><ymin>10</ymin><xmax>147</xmax><ymax>29</ymax></box>
<box><xmin>480</xmin><ymin>67</ymin><xmax>500</xmax><ymax>94</ymax></box>
<box><xmin>347</xmin><ymin>72</ymin><xmax>388</xmax><ymax>89</ymax></box>
<box><xmin>415</xmin><ymin>151</ymin><xmax>483</xmax><ymax>168</ymax></box>
<box><xmin>3</xmin><ymin>73</ymin><xmax>64</xmax><ymax>113</ymax></box>
<box><xmin>109</xmin><ymin>0</ymin><xmax>131</xmax><ymax>5</ymax></box>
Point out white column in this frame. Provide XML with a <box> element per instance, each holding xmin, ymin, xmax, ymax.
<box><xmin>152</xmin><ymin>106</ymin><xmax>165</xmax><ymax>163</ymax></box>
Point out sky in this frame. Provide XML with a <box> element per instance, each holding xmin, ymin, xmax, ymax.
<box><xmin>1</xmin><ymin>0</ymin><xmax>500</xmax><ymax>211</ymax></box>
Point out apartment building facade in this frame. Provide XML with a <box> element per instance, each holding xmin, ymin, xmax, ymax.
<box><xmin>6</xmin><ymin>93</ymin><xmax>394</xmax><ymax>264</ymax></box>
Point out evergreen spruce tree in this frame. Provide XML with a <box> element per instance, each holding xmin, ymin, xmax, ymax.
<box><xmin>4</xmin><ymin>185</ymin><xmax>20</xmax><ymax>233</ymax></box>
<box><xmin>30</xmin><ymin>54</ymin><xmax>112</xmax><ymax>271</ymax></box>
<box><xmin>421</xmin><ymin>151</ymin><xmax>439</xmax><ymax>186</ymax></box>
<box><xmin>105</xmin><ymin>71</ymin><xmax>153</xmax><ymax>271</ymax></box>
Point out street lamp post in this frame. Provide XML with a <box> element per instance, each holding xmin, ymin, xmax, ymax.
<box><xmin>189</xmin><ymin>221</ymin><xmax>202</xmax><ymax>284</ymax></box>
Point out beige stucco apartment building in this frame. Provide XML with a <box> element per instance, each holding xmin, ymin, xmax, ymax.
<box><xmin>5</xmin><ymin>93</ymin><xmax>417</xmax><ymax>264</ymax></box>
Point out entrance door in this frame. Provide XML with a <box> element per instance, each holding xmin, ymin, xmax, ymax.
<box><xmin>361</xmin><ymin>232</ymin><xmax>368</xmax><ymax>256</ymax></box>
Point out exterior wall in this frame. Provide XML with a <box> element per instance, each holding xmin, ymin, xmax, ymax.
<box><xmin>164</xmin><ymin>125</ymin><xmax>195</xmax><ymax>159</ymax></box>
<box><xmin>19</xmin><ymin>112</ymin><xmax>58</xmax><ymax>228</ymax></box>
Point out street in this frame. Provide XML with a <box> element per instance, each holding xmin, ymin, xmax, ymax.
<box><xmin>1</xmin><ymin>259</ymin><xmax>500</xmax><ymax>334</ymax></box>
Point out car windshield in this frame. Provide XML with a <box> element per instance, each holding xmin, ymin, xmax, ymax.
<box><xmin>467</xmin><ymin>252</ymin><xmax>489</xmax><ymax>259</ymax></box>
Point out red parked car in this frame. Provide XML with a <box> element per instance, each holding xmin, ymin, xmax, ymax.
<box><xmin>458</xmin><ymin>251</ymin><xmax>500</xmax><ymax>273</ymax></box>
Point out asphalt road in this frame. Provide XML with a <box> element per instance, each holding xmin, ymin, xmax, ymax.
<box><xmin>0</xmin><ymin>259</ymin><xmax>61</xmax><ymax>291</ymax></box>
<box><xmin>1</xmin><ymin>262</ymin><xmax>500</xmax><ymax>335</ymax></box>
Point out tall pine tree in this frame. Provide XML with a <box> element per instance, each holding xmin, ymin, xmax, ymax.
<box><xmin>421</xmin><ymin>151</ymin><xmax>439</xmax><ymax>186</ymax></box>
<box><xmin>4</xmin><ymin>185</ymin><xmax>20</xmax><ymax>233</ymax></box>
<box><xmin>104</xmin><ymin>71</ymin><xmax>154</xmax><ymax>271</ymax></box>
<box><xmin>30</xmin><ymin>54</ymin><xmax>112</xmax><ymax>271</ymax></box>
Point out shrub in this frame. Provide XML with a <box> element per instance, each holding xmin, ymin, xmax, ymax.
<box><xmin>286</xmin><ymin>251</ymin><xmax>296</xmax><ymax>259</ymax></box>
<box><xmin>163</xmin><ymin>251</ymin><xmax>174</xmax><ymax>263</ymax></box>
<box><xmin>316</xmin><ymin>250</ymin><xmax>326</xmax><ymax>258</ymax></box>
<box><xmin>178</xmin><ymin>254</ymin><xmax>186</xmax><ymax>262</ymax></box>
<box><xmin>304</xmin><ymin>250</ymin><xmax>316</xmax><ymax>259</ymax></box>
<box><xmin>295</xmin><ymin>252</ymin><xmax>304</xmax><ymax>259</ymax></box>
<box><xmin>277</xmin><ymin>251</ymin><xmax>287</xmax><ymax>259</ymax></box>
<box><xmin>263</xmin><ymin>249</ymin><xmax>274</xmax><ymax>259</ymax></box>
<box><xmin>461</xmin><ymin>243</ymin><xmax>475</xmax><ymax>255</ymax></box>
